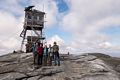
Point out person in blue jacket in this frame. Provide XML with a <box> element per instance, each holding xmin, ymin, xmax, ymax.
<box><xmin>32</xmin><ymin>42</ymin><xmax>38</xmax><ymax>65</ymax></box>
<box><xmin>43</xmin><ymin>45</ymin><xmax>48</xmax><ymax>66</ymax></box>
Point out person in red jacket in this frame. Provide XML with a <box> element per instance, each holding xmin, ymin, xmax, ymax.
<box><xmin>37</xmin><ymin>43</ymin><xmax>43</xmax><ymax>65</ymax></box>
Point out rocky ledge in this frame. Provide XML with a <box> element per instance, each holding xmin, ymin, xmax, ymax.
<box><xmin>0</xmin><ymin>52</ymin><xmax>120</xmax><ymax>80</ymax></box>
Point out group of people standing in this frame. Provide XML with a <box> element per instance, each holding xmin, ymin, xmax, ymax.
<box><xmin>32</xmin><ymin>42</ymin><xmax>60</xmax><ymax>66</ymax></box>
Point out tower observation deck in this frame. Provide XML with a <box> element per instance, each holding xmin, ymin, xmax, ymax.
<box><xmin>20</xmin><ymin>6</ymin><xmax>46</xmax><ymax>52</ymax></box>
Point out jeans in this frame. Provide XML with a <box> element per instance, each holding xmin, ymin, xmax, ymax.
<box><xmin>54</xmin><ymin>52</ymin><xmax>60</xmax><ymax>66</ymax></box>
<box><xmin>33</xmin><ymin>53</ymin><xmax>37</xmax><ymax>64</ymax></box>
<box><xmin>43</xmin><ymin>55</ymin><xmax>48</xmax><ymax>65</ymax></box>
<box><xmin>47</xmin><ymin>53</ymin><xmax>53</xmax><ymax>66</ymax></box>
<box><xmin>38</xmin><ymin>54</ymin><xmax>42</xmax><ymax>65</ymax></box>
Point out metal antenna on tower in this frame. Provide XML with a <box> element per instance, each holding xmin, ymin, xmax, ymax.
<box><xmin>43</xmin><ymin>4</ymin><xmax>44</xmax><ymax>12</ymax></box>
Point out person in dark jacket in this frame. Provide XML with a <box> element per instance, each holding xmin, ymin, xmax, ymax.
<box><xmin>37</xmin><ymin>43</ymin><xmax>43</xmax><ymax>65</ymax></box>
<box><xmin>53</xmin><ymin>42</ymin><xmax>60</xmax><ymax>66</ymax></box>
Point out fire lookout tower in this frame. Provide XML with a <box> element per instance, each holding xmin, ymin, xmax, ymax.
<box><xmin>20</xmin><ymin>6</ymin><xmax>45</xmax><ymax>52</ymax></box>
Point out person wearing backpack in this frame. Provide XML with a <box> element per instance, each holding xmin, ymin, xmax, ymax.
<box><xmin>53</xmin><ymin>42</ymin><xmax>60</xmax><ymax>66</ymax></box>
<box><xmin>37</xmin><ymin>43</ymin><xmax>43</xmax><ymax>65</ymax></box>
<box><xmin>32</xmin><ymin>42</ymin><xmax>38</xmax><ymax>65</ymax></box>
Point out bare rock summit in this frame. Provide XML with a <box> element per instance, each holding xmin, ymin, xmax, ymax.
<box><xmin>0</xmin><ymin>53</ymin><xmax>120</xmax><ymax>80</ymax></box>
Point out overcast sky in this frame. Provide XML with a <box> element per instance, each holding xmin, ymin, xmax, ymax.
<box><xmin>0</xmin><ymin>0</ymin><xmax>120</xmax><ymax>57</ymax></box>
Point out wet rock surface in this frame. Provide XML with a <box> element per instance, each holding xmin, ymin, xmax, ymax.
<box><xmin>0</xmin><ymin>53</ymin><xmax>120</xmax><ymax>80</ymax></box>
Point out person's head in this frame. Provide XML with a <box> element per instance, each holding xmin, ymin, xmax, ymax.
<box><xmin>49</xmin><ymin>44</ymin><xmax>51</xmax><ymax>47</ymax></box>
<box><xmin>38</xmin><ymin>42</ymin><xmax>42</xmax><ymax>47</ymax></box>
<box><xmin>40</xmin><ymin>43</ymin><xmax>43</xmax><ymax>47</ymax></box>
<box><xmin>34</xmin><ymin>42</ymin><xmax>37</xmax><ymax>46</ymax></box>
<box><xmin>38</xmin><ymin>42</ymin><xmax>40</xmax><ymax>46</ymax></box>
<box><xmin>45</xmin><ymin>45</ymin><xmax>47</xmax><ymax>48</ymax></box>
<box><xmin>54</xmin><ymin>42</ymin><xmax>57</xmax><ymax>45</ymax></box>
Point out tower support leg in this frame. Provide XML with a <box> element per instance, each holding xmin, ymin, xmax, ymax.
<box><xmin>20</xmin><ymin>29</ymin><xmax>27</xmax><ymax>51</ymax></box>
